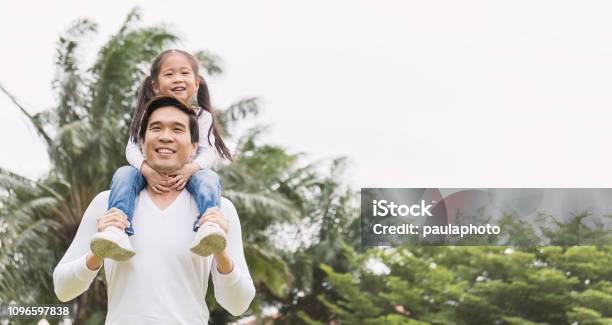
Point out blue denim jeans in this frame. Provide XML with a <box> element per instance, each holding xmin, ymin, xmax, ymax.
<box><xmin>108</xmin><ymin>166</ymin><xmax>221</xmax><ymax>235</ymax></box>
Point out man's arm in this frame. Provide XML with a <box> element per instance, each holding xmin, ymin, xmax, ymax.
<box><xmin>211</xmin><ymin>198</ymin><xmax>256</xmax><ymax>316</ymax></box>
<box><xmin>53</xmin><ymin>191</ymin><xmax>108</xmax><ymax>302</ymax></box>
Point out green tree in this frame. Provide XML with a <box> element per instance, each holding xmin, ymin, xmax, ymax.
<box><xmin>310</xmin><ymin>244</ymin><xmax>612</xmax><ymax>325</ymax></box>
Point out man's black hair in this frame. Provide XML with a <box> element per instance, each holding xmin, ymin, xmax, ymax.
<box><xmin>137</xmin><ymin>95</ymin><xmax>199</xmax><ymax>144</ymax></box>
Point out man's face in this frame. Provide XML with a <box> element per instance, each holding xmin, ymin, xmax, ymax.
<box><xmin>142</xmin><ymin>106</ymin><xmax>197</xmax><ymax>173</ymax></box>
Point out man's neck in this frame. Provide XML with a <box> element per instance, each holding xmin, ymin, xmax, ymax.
<box><xmin>145</xmin><ymin>186</ymin><xmax>182</xmax><ymax>211</ymax></box>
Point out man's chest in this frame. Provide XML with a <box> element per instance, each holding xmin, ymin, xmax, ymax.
<box><xmin>129</xmin><ymin>192</ymin><xmax>199</xmax><ymax>258</ymax></box>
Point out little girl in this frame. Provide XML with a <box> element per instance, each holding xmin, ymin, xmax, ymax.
<box><xmin>90</xmin><ymin>49</ymin><xmax>232</xmax><ymax>260</ymax></box>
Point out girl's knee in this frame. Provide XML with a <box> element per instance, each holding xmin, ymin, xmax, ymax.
<box><xmin>192</xmin><ymin>169</ymin><xmax>221</xmax><ymax>188</ymax></box>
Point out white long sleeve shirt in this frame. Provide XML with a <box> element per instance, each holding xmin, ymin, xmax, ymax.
<box><xmin>126</xmin><ymin>108</ymin><xmax>218</xmax><ymax>170</ymax></box>
<box><xmin>53</xmin><ymin>190</ymin><xmax>255</xmax><ymax>324</ymax></box>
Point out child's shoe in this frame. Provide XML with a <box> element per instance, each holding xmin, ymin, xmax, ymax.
<box><xmin>190</xmin><ymin>222</ymin><xmax>227</xmax><ymax>257</ymax></box>
<box><xmin>90</xmin><ymin>226</ymin><xmax>136</xmax><ymax>261</ymax></box>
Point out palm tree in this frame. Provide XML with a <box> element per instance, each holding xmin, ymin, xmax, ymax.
<box><xmin>0</xmin><ymin>7</ymin><xmax>300</xmax><ymax>324</ymax></box>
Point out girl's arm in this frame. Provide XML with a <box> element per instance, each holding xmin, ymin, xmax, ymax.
<box><xmin>53</xmin><ymin>192</ymin><xmax>108</xmax><ymax>302</ymax></box>
<box><xmin>125</xmin><ymin>139</ymin><xmax>145</xmax><ymax>171</ymax></box>
<box><xmin>192</xmin><ymin>111</ymin><xmax>218</xmax><ymax>170</ymax></box>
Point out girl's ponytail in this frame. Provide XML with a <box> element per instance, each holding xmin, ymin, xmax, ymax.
<box><xmin>197</xmin><ymin>75</ymin><xmax>233</xmax><ymax>162</ymax></box>
<box><xmin>129</xmin><ymin>75</ymin><xmax>156</xmax><ymax>143</ymax></box>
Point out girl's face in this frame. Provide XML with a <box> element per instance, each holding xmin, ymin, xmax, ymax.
<box><xmin>153</xmin><ymin>53</ymin><xmax>200</xmax><ymax>104</ymax></box>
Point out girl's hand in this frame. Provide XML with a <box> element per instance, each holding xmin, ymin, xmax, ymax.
<box><xmin>141</xmin><ymin>161</ymin><xmax>171</xmax><ymax>194</ymax></box>
<box><xmin>168</xmin><ymin>163</ymin><xmax>199</xmax><ymax>191</ymax></box>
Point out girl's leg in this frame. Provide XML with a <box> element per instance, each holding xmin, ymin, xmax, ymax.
<box><xmin>185</xmin><ymin>169</ymin><xmax>221</xmax><ymax>232</ymax></box>
<box><xmin>108</xmin><ymin>166</ymin><xmax>147</xmax><ymax>235</ymax></box>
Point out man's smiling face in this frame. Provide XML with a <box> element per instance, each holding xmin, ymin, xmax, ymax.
<box><xmin>142</xmin><ymin>105</ymin><xmax>197</xmax><ymax>173</ymax></box>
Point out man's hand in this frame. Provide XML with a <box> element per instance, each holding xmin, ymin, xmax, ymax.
<box><xmin>87</xmin><ymin>208</ymin><xmax>129</xmax><ymax>270</ymax></box>
<box><xmin>96</xmin><ymin>208</ymin><xmax>130</xmax><ymax>232</ymax></box>
<box><xmin>141</xmin><ymin>161</ymin><xmax>172</xmax><ymax>194</ymax></box>
<box><xmin>198</xmin><ymin>207</ymin><xmax>234</xmax><ymax>274</ymax></box>
<box><xmin>86</xmin><ymin>253</ymin><xmax>104</xmax><ymax>271</ymax></box>
<box><xmin>167</xmin><ymin>162</ymin><xmax>199</xmax><ymax>191</ymax></box>
<box><xmin>197</xmin><ymin>207</ymin><xmax>229</xmax><ymax>234</ymax></box>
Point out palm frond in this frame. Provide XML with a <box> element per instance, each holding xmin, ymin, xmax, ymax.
<box><xmin>0</xmin><ymin>83</ymin><xmax>52</xmax><ymax>146</ymax></box>
<box><xmin>53</xmin><ymin>18</ymin><xmax>98</xmax><ymax>126</ymax></box>
<box><xmin>0</xmin><ymin>205</ymin><xmax>62</xmax><ymax>303</ymax></box>
<box><xmin>234</xmin><ymin>125</ymin><xmax>270</xmax><ymax>154</ymax></box>
<box><xmin>218</xmin><ymin>97</ymin><xmax>260</xmax><ymax>132</ymax></box>
<box><xmin>245</xmin><ymin>243</ymin><xmax>293</xmax><ymax>298</ymax></box>
<box><xmin>194</xmin><ymin>50</ymin><xmax>223</xmax><ymax>76</ymax></box>
<box><xmin>223</xmin><ymin>190</ymin><xmax>299</xmax><ymax>223</ymax></box>
<box><xmin>220</xmin><ymin>163</ymin><xmax>263</xmax><ymax>191</ymax></box>
<box><xmin>0</xmin><ymin>167</ymin><xmax>37</xmax><ymax>193</ymax></box>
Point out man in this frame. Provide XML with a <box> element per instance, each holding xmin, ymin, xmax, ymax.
<box><xmin>53</xmin><ymin>96</ymin><xmax>255</xmax><ymax>324</ymax></box>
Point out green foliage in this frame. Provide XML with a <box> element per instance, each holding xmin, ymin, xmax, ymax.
<box><xmin>302</xmin><ymin>245</ymin><xmax>612</xmax><ymax>324</ymax></box>
<box><xmin>244</xmin><ymin>244</ymin><xmax>293</xmax><ymax>298</ymax></box>
<box><xmin>567</xmin><ymin>307</ymin><xmax>612</xmax><ymax>325</ymax></box>
<box><xmin>576</xmin><ymin>289</ymin><xmax>612</xmax><ymax>317</ymax></box>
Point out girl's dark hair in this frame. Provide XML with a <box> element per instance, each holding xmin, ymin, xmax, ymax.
<box><xmin>129</xmin><ymin>49</ymin><xmax>232</xmax><ymax>161</ymax></box>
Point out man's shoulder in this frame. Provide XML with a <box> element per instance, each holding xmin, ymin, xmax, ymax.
<box><xmin>80</xmin><ymin>191</ymin><xmax>111</xmax><ymax>222</ymax></box>
<box><xmin>92</xmin><ymin>190</ymin><xmax>111</xmax><ymax>206</ymax></box>
<box><xmin>219</xmin><ymin>197</ymin><xmax>240</xmax><ymax>223</ymax></box>
<box><xmin>219</xmin><ymin>197</ymin><xmax>237</xmax><ymax>213</ymax></box>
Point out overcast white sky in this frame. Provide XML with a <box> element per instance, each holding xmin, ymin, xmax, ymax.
<box><xmin>2</xmin><ymin>1</ymin><xmax>612</xmax><ymax>188</ymax></box>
